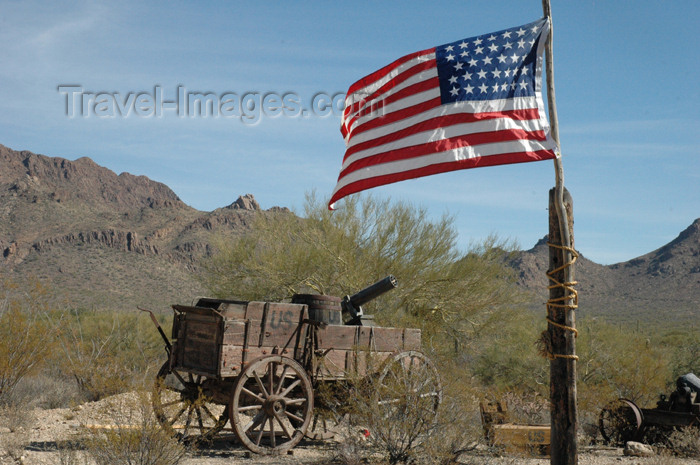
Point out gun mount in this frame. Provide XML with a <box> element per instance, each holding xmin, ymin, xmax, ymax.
<box><xmin>341</xmin><ymin>275</ymin><xmax>397</xmax><ymax>325</ymax></box>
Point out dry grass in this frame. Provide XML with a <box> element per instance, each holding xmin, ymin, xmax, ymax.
<box><xmin>81</xmin><ymin>392</ymin><xmax>187</xmax><ymax>465</ymax></box>
<box><xmin>0</xmin><ymin>403</ymin><xmax>36</xmax><ymax>464</ymax></box>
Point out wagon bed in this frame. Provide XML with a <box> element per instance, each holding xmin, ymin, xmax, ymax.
<box><xmin>171</xmin><ymin>298</ymin><xmax>422</xmax><ymax>381</ymax></box>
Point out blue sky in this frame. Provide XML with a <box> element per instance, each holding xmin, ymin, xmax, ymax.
<box><xmin>1</xmin><ymin>0</ymin><xmax>697</xmax><ymax>265</ymax></box>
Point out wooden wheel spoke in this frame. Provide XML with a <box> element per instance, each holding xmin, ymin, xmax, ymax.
<box><xmin>183</xmin><ymin>406</ymin><xmax>194</xmax><ymax>435</ymax></box>
<box><xmin>285</xmin><ymin>397</ymin><xmax>307</xmax><ymax>406</ymax></box>
<box><xmin>274</xmin><ymin>410</ymin><xmax>295</xmax><ymax>439</ymax></box>
<box><xmin>243</xmin><ymin>411</ymin><xmax>266</xmax><ymax>434</ymax></box>
<box><xmin>152</xmin><ymin>362</ymin><xmax>226</xmax><ymax>442</ymax></box>
<box><xmin>160</xmin><ymin>399</ymin><xmax>181</xmax><ymax>408</ymax></box>
<box><xmin>200</xmin><ymin>404</ymin><xmax>218</xmax><ymax>423</ymax></box>
<box><xmin>232</xmin><ymin>356</ymin><xmax>312</xmax><ymax>454</ymax></box>
<box><xmin>241</xmin><ymin>386</ymin><xmax>265</xmax><ymax>403</ymax></box>
<box><xmin>268</xmin><ymin>362</ymin><xmax>276</xmax><ymax>395</ymax></box>
<box><xmin>168</xmin><ymin>405</ymin><xmax>188</xmax><ymax>426</ymax></box>
<box><xmin>253</xmin><ymin>372</ymin><xmax>270</xmax><ymax>398</ymax></box>
<box><xmin>412</xmin><ymin>375</ymin><xmax>432</xmax><ymax>394</ymax></box>
<box><xmin>238</xmin><ymin>404</ymin><xmax>263</xmax><ymax>412</ymax></box>
<box><xmin>285</xmin><ymin>410</ymin><xmax>304</xmax><ymax>424</ymax></box>
<box><xmin>254</xmin><ymin>415</ymin><xmax>267</xmax><ymax>445</ymax></box>
<box><xmin>279</xmin><ymin>378</ymin><xmax>301</xmax><ymax>397</ymax></box>
<box><xmin>196</xmin><ymin>407</ymin><xmax>205</xmax><ymax>431</ymax></box>
<box><xmin>275</xmin><ymin>366</ymin><xmax>289</xmax><ymax>394</ymax></box>
<box><xmin>171</xmin><ymin>370</ymin><xmax>188</xmax><ymax>388</ymax></box>
<box><xmin>402</xmin><ymin>358</ymin><xmax>411</xmax><ymax>378</ymax></box>
<box><xmin>374</xmin><ymin>352</ymin><xmax>442</xmax><ymax>430</ymax></box>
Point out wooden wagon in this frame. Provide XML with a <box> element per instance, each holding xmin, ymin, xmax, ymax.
<box><xmin>142</xmin><ymin>276</ymin><xmax>442</xmax><ymax>455</ymax></box>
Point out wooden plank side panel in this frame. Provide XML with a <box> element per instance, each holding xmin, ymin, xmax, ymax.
<box><xmin>492</xmin><ymin>424</ymin><xmax>551</xmax><ymax>455</ymax></box>
<box><xmin>175</xmin><ymin>314</ymin><xmax>222</xmax><ymax>375</ymax></box>
<box><xmin>218</xmin><ymin>302</ymin><xmax>247</xmax><ymax>319</ymax></box>
<box><xmin>372</xmin><ymin>327</ymin><xmax>404</xmax><ymax>352</ymax></box>
<box><xmin>317</xmin><ymin>325</ymin><xmax>357</xmax><ymax>350</ymax></box>
<box><xmin>180</xmin><ymin>339</ymin><xmax>219</xmax><ymax>374</ymax></box>
<box><xmin>356</xmin><ymin>327</ymin><xmax>372</xmax><ymax>351</ymax></box>
<box><xmin>219</xmin><ymin>345</ymin><xmax>244</xmax><ymax>377</ymax></box>
<box><xmin>260</xmin><ymin>302</ymin><xmax>308</xmax><ymax>349</ymax></box>
<box><xmin>218</xmin><ymin>345</ymin><xmax>285</xmax><ymax>377</ymax></box>
<box><xmin>221</xmin><ymin>320</ymin><xmax>247</xmax><ymax>345</ymax></box>
<box><xmin>245</xmin><ymin>301</ymin><xmax>266</xmax><ymax>321</ymax></box>
<box><xmin>402</xmin><ymin>328</ymin><xmax>421</xmax><ymax>350</ymax></box>
<box><xmin>356</xmin><ymin>327</ymin><xmax>422</xmax><ymax>352</ymax></box>
<box><xmin>492</xmin><ymin>424</ymin><xmax>551</xmax><ymax>446</ymax></box>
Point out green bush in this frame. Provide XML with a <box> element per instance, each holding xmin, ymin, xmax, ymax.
<box><xmin>58</xmin><ymin>310</ymin><xmax>166</xmax><ymax>402</ymax></box>
<box><xmin>0</xmin><ymin>277</ymin><xmax>58</xmax><ymax>404</ymax></box>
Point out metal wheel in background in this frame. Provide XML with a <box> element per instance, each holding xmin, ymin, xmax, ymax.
<box><xmin>152</xmin><ymin>361</ymin><xmax>228</xmax><ymax>443</ymax></box>
<box><xmin>230</xmin><ymin>355</ymin><xmax>314</xmax><ymax>454</ymax></box>
<box><xmin>599</xmin><ymin>398</ymin><xmax>643</xmax><ymax>446</ymax></box>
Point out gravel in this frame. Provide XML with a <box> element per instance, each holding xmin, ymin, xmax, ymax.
<box><xmin>4</xmin><ymin>393</ymin><xmax>700</xmax><ymax>465</ymax></box>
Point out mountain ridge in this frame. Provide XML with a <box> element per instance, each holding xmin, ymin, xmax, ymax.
<box><xmin>512</xmin><ymin>219</ymin><xmax>700</xmax><ymax>324</ymax></box>
<box><xmin>0</xmin><ymin>144</ymin><xmax>283</xmax><ymax>310</ymax></box>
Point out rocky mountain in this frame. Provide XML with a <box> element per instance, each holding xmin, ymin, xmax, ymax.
<box><xmin>1</xmin><ymin>143</ymin><xmax>698</xmax><ymax>325</ymax></box>
<box><xmin>0</xmin><ymin>144</ymin><xmax>285</xmax><ymax>311</ymax></box>
<box><xmin>511</xmin><ymin>220</ymin><xmax>700</xmax><ymax>325</ymax></box>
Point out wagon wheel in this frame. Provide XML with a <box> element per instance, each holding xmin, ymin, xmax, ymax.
<box><xmin>230</xmin><ymin>355</ymin><xmax>314</xmax><ymax>454</ymax></box>
<box><xmin>599</xmin><ymin>398</ymin><xmax>643</xmax><ymax>446</ymax></box>
<box><xmin>152</xmin><ymin>361</ymin><xmax>228</xmax><ymax>443</ymax></box>
<box><xmin>373</xmin><ymin>351</ymin><xmax>442</xmax><ymax>433</ymax></box>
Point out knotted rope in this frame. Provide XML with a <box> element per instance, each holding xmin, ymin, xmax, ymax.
<box><xmin>537</xmin><ymin>242</ymin><xmax>579</xmax><ymax>361</ymax></box>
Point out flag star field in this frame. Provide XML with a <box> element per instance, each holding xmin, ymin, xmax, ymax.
<box><xmin>436</xmin><ymin>18</ymin><xmax>546</xmax><ymax>103</ymax></box>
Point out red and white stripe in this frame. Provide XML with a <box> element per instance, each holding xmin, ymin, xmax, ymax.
<box><xmin>329</xmin><ymin>43</ymin><xmax>557</xmax><ymax>209</ymax></box>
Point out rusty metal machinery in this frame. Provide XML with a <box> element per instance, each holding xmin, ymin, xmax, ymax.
<box><xmin>599</xmin><ymin>374</ymin><xmax>700</xmax><ymax>446</ymax></box>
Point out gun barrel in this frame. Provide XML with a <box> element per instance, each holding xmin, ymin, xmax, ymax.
<box><xmin>349</xmin><ymin>275</ymin><xmax>397</xmax><ymax>308</ymax></box>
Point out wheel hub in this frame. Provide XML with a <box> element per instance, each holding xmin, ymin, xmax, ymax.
<box><xmin>264</xmin><ymin>395</ymin><xmax>286</xmax><ymax>416</ymax></box>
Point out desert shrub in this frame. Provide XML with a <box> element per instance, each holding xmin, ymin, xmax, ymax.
<box><xmin>0</xmin><ymin>277</ymin><xmax>58</xmax><ymax>404</ymax></box>
<box><xmin>10</xmin><ymin>373</ymin><xmax>82</xmax><ymax>409</ymax></box>
<box><xmin>415</xmin><ymin>368</ymin><xmax>485</xmax><ymax>465</ymax></box>
<box><xmin>659</xmin><ymin>427</ymin><xmax>700</xmax><ymax>458</ymax></box>
<box><xmin>83</xmin><ymin>392</ymin><xmax>187</xmax><ymax>465</ymax></box>
<box><xmin>469</xmin><ymin>307</ymin><xmax>548</xmax><ymax>395</ymax></box>
<box><xmin>663</xmin><ymin>328</ymin><xmax>700</xmax><ymax>380</ymax></box>
<box><xmin>320</xmin><ymin>349</ymin><xmax>483</xmax><ymax>465</ymax></box>
<box><xmin>58</xmin><ymin>310</ymin><xmax>166</xmax><ymax>402</ymax></box>
<box><xmin>577</xmin><ymin>319</ymin><xmax>671</xmax><ymax>405</ymax></box>
<box><xmin>0</xmin><ymin>403</ymin><xmax>36</xmax><ymax>463</ymax></box>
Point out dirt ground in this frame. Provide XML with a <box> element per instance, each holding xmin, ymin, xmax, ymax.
<box><xmin>4</xmin><ymin>393</ymin><xmax>700</xmax><ymax>465</ymax></box>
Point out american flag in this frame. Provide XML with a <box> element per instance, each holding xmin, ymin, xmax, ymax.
<box><xmin>329</xmin><ymin>17</ymin><xmax>558</xmax><ymax>209</ymax></box>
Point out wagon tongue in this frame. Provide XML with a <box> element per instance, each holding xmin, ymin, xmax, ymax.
<box><xmin>138</xmin><ymin>306</ymin><xmax>172</xmax><ymax>355</ymax></box>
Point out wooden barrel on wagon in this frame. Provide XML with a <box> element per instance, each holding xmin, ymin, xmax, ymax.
<box><xmin>291</xmin><ymin>294</ymin><xmax>342</xmax><ymax>325</ymax></box>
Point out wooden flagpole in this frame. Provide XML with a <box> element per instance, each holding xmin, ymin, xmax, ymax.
<box><xmin>541</xmin><ymin>1</ymin><xmax>578</xmax><ymax>464</ymax></box>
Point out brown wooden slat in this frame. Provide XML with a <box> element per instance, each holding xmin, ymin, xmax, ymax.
<box><xmin>317</xmin><ymin>325</ymin><xmax>356</xmax><ymax>350</ymax></box>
